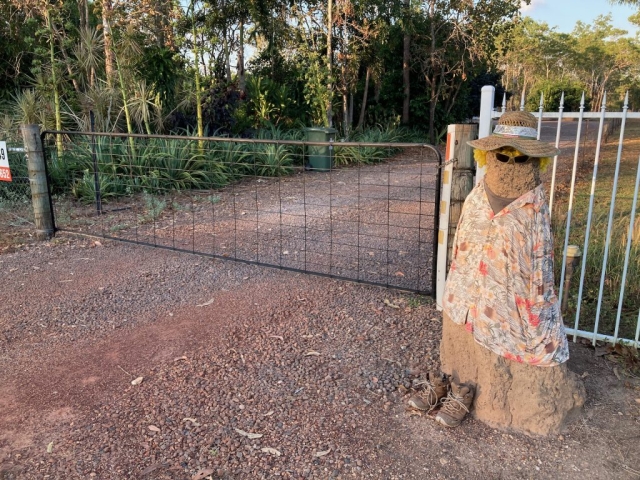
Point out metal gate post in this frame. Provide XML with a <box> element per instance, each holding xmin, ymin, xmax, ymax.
<box><xmin>436</xmin><ymin>124</ymin><xmax>477</xmax><ymax>309</ymax></box>
<box><xmin>21</xmin><ymin>124</ymin><xmax>55</xmax><ymax>240</ymax></box>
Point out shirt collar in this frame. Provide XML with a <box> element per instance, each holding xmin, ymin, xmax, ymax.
<box><xmin>480</xmin><ymin>180</ymin><xmax>545</xmax><ymax>214</ymax></box>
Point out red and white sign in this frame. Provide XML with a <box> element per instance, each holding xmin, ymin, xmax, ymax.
<box><xmin>0</xmin><ymin>141</ymin><xmax>11</xmax><ymax>182</ymax></box>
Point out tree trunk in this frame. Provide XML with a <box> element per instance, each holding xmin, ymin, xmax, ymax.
<box><xmin>343</xmin><ymin>89</ymin><xmax>348</xmax><ymax>138</ymax></box>
<box><xmin>427</xmin><ymin>0</ymin><xmax>437</xmax><ymax>144</ymax></box>
<box><xmin>154</xmin><ymin>0</ymin><xmax>165</xmax><ymax>47</ymax></box>
<box><xmin>326</xmin><ymin>0</ymin><xmax>333</xmax><ymax>127</ymax></box>
<box><xmin>357</xmin><ymin>66</ymin><xmax>371</xmax><ymax>130</ymax></box>
<box><xmin>238</xmin><ymin>19</ymin><xmax>246</xmax><ymax>92</ymax></box>
<box><xmin>402</xmin><ymin>0</ymin><xmax>411</xmax><ymax>124</ymax></box>
<box><xmin>51</xmin><ymin>22</ymin><xmax>81</xmax><ymax>94</ymax></box>
<box><xmin>115</xmin><ymin>55</ymin><xmax>136</xmax><ymax>155</ymax></box>
<box><xmin>223</xmin><ymin>29</ymin><xmax>232</xmax><ymax>82</ymax></box>
<box><xmin>78</xmin><ymin>0</ymin><xmax>88</xmax><ymax>30</ymax></box>
<box><xmin>349</xmin><ymin>93</ymin><xmax>353</xmax><ymax>126</ymax></box>
<box><xmin>428</xmin><ymin>92</ymin><xmax>436</xmax><ymax>144</ymax></box>
<box><xmin>191</xmin><ymin>5</ymin><xmax>204</xmax><ymax>143</ymax></box>
<box><xmin>102</xmin><ymin>0</ymin><xmax>115</xmax><ymax>88</ymax></box>
<box><xmin>46</xmin><ymin>10</ymin><xmax>63</xmax><ymax>158</ymax></box>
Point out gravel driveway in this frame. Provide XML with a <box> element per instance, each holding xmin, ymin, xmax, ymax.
<box><xmin>1</xmin><ymin>239</ymin><xmax>639</xmax><ymax>479</ymax></box>
<box><xmin>53</xmin><ymin>151</ymin><xmax>439</xmax><ymax>295</ymax></box>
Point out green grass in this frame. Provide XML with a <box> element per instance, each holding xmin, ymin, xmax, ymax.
<box><xmin>552</xmin><ymin>120</ymin><xmax>640</xmax><ymax>341</ymax></box>
<box><xmin>334</xmin><ymin>126</ymin><xmax>424</xmax><ymax>166</ymax></box>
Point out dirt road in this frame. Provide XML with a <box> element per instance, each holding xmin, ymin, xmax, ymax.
<box><xmin>0</xmin><ymin>239</ymin><xmax>639</xmax><ymax>479</ymax></box>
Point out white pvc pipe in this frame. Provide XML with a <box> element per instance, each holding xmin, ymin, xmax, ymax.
<box><xmin>558</xmin><ymin>92</ymin><xmax>586</xmax><ymax>309</ymax></box>
<box><xmin>530</xmin><ymin>112</ymin><xmax>640</xmax><ymax>119</ymax></box>
<box><xmin>520</xmin><ymin>89</ymin><xmax>526</xmax><ymax>111</ymax></box>
<box><xmin>476</xmin><ymin>85</ymin><xmax>495</xmax><ymax>184</ymax></box>
<box><xmin>592</xmin><ymin>92</ymin><xmax>629</xmax><ymax>345</ymax></box>
<box><xmin>478</xmin><ymin>86</ymin><xmax>495</xmax><ymax>139</ymax></box>
<box><xmin>565</xmin><ymin>327</ymin><xmax>639</xmax><ymax>349</ymax></box>
<box><xmin>572</xmin><ymin>93</ymin><xmax>608</xmax><ymax>341</ymax></box>
<box><xmin>536</xmin><ymin>92</ymin><xmax>544</xmax><ymax>140</ymax></box>
<box><xmin>614</xmin><ymin>155</ymin><xmax>640</xmax><ymax>341</ymax></box>
<box><xmin>548</xmin><ymin>91</ymin><xmax>565</xmax><ymax>216</ymax></box>
<box><xmin>635</xmin><ymin>309</ymin><xmax>640</xmax><ymax>347</ymax></box>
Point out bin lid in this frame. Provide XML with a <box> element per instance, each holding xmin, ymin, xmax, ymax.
<box><xmin>304</xmin><ymin>127</ymin><xmax>338</xmax><ymax>133</ymax></box>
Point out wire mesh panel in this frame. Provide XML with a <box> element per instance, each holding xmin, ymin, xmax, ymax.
<box><xmin>43</xmin><ymin>132</ymin><xmax>441</xmax><ymax>295</ymax></box>
<box><xmin>0</xmin><ymin>143</ymin><xmax>34</xmax><ymax>242</ymax></box>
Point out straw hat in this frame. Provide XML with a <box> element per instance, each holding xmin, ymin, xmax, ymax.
<box><xmin>467</xmin><ymin>111</ymin><xmax>560</xmax><ymax>157</ymax></box>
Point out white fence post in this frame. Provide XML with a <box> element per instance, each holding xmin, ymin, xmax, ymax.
<box><xmin>476</xmin><ymin>85</ymin><xmax>495</xmax><ymax>184</ymax></box>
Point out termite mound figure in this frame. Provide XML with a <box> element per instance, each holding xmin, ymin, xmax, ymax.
<box><xmin>439</xmin><ymin>111</ymin><xmax>586</xmax><ymax>436</ymax></box>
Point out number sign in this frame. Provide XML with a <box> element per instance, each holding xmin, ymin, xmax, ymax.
<box><xmin>0</xmin><ymin>141</ymin><xmax>11</xmax><ymax>182</ymax></box>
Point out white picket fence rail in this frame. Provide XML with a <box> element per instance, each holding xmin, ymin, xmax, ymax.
<box><xmin>438</xmin><ymin>86</ymin><xmax>640</xmax><ymax>348</ymax></box>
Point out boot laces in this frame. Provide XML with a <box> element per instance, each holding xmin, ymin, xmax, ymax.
<box><xmin>413</xmin><ymin>379</ymin><xmax>437</xmax><ymax>402</ymax></box>
<box><xmin>440</xmin><ymin>390</ymin><xmax>469</xmax><ymax>416</ymax></box>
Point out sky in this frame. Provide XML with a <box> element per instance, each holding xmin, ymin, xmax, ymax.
<box><xmin>521</xmin><ymin>0</ymin><xmax>638</xmax><ymax>33</ymax></box>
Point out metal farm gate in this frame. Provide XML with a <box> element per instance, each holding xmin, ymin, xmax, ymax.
<box><xmin>473</xmin><ymin>87</ymin><xmax>640</xmax><ymax>348</ymax></box>
<box><xmin>41</xmin><ymin>131</ymin><xmax>442</xmax><ymax>295</ymax></box>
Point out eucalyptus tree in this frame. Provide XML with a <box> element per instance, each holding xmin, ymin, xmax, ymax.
<box><xmin>570</xmin><ymin>15</ymin><xmax>638</xmax><ymax>111</ymax></box>
<box><xmin>412</xmin><ymin>0</ymin><xmax>524</xmax><ymax>143</ymax></box>
<box><xmin>332</xmin><ymin>0</ymin><xmax>388</xmax><ymax>135</ymax></box>
<box><xmin>496</xmin><ymin>18</ymin><xmax>573</xmax><ymax>108</ymax></box>
<box><xmin>497</xmin><ymin>15</ymin><xmax>640</xmax><ymax>112</ymax></box>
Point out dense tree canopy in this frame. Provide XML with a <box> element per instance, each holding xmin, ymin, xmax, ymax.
<box><xmin>0</xmin><ymin>0</ymin><xmax>638</xmax><ymax>143</ymax></box>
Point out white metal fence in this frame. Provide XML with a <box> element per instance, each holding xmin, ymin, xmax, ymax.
<box><xmin>439</xmin><ymin>86</ymin><xmax>640</xmax><ymax>348</ymax></box>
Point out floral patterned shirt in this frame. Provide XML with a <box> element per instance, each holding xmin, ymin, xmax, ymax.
<box><xmin>442</xmin><ymin>180</ymin><xmax>569</xmax><ymax>367</ymax></box>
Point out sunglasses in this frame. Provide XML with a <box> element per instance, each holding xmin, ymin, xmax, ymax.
<box><xmin>495</xmin><ymin>152</ymin><xmax>531</xmax><ymax>164</ymax></box>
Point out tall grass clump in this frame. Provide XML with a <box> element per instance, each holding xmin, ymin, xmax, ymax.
<box><xmin>334</xmin><ymin>126</ymin><xmax>424</xmax><ymax>166</ymax></box>
<box><xmin>552</xmin><ymin>147</ymin><xmax>640</xmax><ymax>341</ymax></box>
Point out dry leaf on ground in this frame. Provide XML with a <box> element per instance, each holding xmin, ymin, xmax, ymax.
<box><xmin>383</xmin><ymin>299</ymin><xmax>400</xmax><ymax>309</ymax></box>
<box><xmin>234</xmin><ymin>428</ymin><xmax>263</xmax><ymax>439</ymax></box>
<box><xmin>46</xmin><ymin>442</ymin><xmax>53</xmax><ymax>453</ymax></box>
<box><xmin>131</xmin><ymin>376</ymin><xmax>144</xmax><ymax>386</ymax></box>
<box><xmin>270</xmin><ymin>335</ymin><xmax>284</xmax><ymax>341</ymax></box>
<box><xmin>192</xmin><ymin>468</ymin><xmax>215</xmax><ymax>480</ymax></box>
<box><xmin>314</xmin><ymin>448</ymin><xmax>331</xmax><ymax>457</ymax></box>
<box><xmin>196</xmin><ymin>298</ymin><xmax>214</xmax><ymax>307</ymax></box>
<box><xmin>263</xmin><ymin>410</ymin><xmax>274</xmax><ymax>417</ymax></box>
<box><xmin>304</xmin><ymin>351</ymin><xmax>320</xmax><ymax>356</ymax></box>
<box><xmin>261</xmin><ymin>447</ymin><xmax>282</xmax><ymax>456</ymax></box>
<box><xmin>148</xmin><ymin>425</ymin><xmax>160</xmax><ymax>432</ymax></box>
<box><xmin>140</xmin><ymin>463</ymin><xmax>162</xmax><ymax>475</ymax></box>
<box><xmin>183</xmin><ymin>418</ymin><xmax>201</xmax><ymax>426</ymax></box>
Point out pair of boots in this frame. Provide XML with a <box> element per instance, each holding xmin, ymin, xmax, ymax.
<box><xmin>407</xmin><ymin>372</ymin><xmax>475</xmax><ymax>427</ymax></box>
